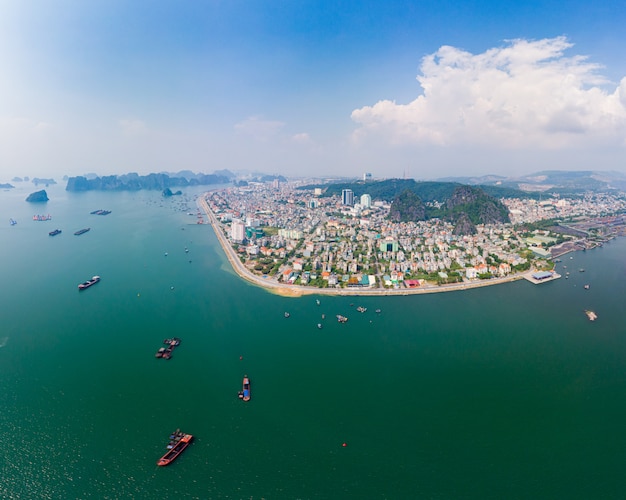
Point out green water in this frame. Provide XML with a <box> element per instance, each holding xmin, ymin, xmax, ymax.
<box><xmin>1</xmin><ymin>184</ymin><xmax>626</xmax><ymax>499</ymax></box>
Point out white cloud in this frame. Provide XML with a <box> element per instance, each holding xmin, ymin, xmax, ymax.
<box><xmin>291</xmin><ymin>132</ymin><xmax>312</xmax><ymax>144</ymax></box>
<box><xmin>351</xmin><ymin>37</ymin><xmax>626</xmax><ymax>149</ymax></box>
<box><xmin>234</xmin><ymin>116</ymin><xmax>285</xmax><ymax>141</ymax></box>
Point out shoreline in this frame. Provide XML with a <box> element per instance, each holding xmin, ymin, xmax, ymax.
<box><xmin>198</xmin><ymin>196</ymin><xmax>533</xmax><ymax>298</ymax></box>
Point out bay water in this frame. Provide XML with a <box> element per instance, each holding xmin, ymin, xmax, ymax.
<box><xmin>1</xmin><ymin>183</ymin><xmax>625</xmax><ymax>499</ymax></box>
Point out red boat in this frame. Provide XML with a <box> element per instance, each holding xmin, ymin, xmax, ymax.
<box><xmin>157</xmin><ymin>432</ymin><xmax>193</xmax><ymax>466</ymax></box>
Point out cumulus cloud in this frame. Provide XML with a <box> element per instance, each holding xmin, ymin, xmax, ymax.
<box><xmin>351</xmin><ymin>37</ymin><xmax>626</xmax><ymax>149</ymax></box>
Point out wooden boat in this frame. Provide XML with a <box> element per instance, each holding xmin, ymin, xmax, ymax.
<box><xmin>241</xmin><ymin>375</ymin><xmax>251</xmax><ymax>402</ymax></box>
<box><xmin>157</xmin><ymin>432</ymin><xmax>193</xmax><ymax>466</ymax></box>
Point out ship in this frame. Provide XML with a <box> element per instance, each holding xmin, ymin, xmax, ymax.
<box><xmin>585</xmin><ymin>310</ymin><xmax>597</xmax><ymax>321</ymax></box>
<box><xmin>49</xmin><ymin>229</ymin><xmax>62</xmax><ymax>236</ymax></box>
<box><xmin>9</xmin><ymin>218</ymin><xmax>17</xmax><ymax>225</ymax></box>
<box><xmin>78</xmin><ymin>276</ymin><xmax>100</xmax><ymax>290</ymax></box>
<box><xmin>336</xmin><ymin>315</ymin><xmax>348</xmax><ymax>323</ymax></box>
<box><xmin>33</xmin><ymin>214</ymin><xmax>52</xmax><ymax>221</ymax></box>
<box><xmin>90</xmin><ymin>209</ymin><xmax>112</xmax><ymax>215</ymax></box>
<box><xmin>239</xmin><ymin>375</ymin><xmax>251</xmax><ymax>401</ymax></box>
<box><xmin>157</xmin><ymin>431</ymin><xmax>193</xmax><ymax>466</ymax></box>
<box><xmin>74</xmin><ymin>228</ymin><xmax>91</xmax><ymax>235</ymax></box>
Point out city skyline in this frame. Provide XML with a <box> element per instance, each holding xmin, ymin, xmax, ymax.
<box><xmin>1</xmin><ymin>1</ymin><xmax>625</xmax><ymax>181</ymax></box>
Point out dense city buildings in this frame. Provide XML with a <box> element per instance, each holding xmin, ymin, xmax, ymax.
<box><xmin>203</xmin><ymin>180</ymin><xmax>626</xmax><ymax>292</ymax></box>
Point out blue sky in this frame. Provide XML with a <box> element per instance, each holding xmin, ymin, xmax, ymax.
<box><xmin>1</xmin><ymin>0</ymin><xmax>625</xmax><ymax>180</ymax></box>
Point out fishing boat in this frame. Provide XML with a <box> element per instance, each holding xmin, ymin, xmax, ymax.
<box><xmin>156</xmin><ymin>431</ymin><xmax>193</xmax><ymax>466</ymax></box>
<box><xmin>239</xmin><ymin>375</ymin><xmax>251</xmax><ymax>401</ymax></box>
<box><xmin>9</xmin><ymin>218</ymin><xmax>17</xmax><ymax>225</ymax></box>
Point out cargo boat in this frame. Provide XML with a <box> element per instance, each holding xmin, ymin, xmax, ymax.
<box><xmin>78</xmin><ymin>276</ymin><xmax>100</xmax><ymax>290</ymax></box>
<box><xmin>157</xmin><ymin>431</ymin><xmax>193</xmax><ymax>466</ymax></box>
<box><xmin>239</xmin><ymin>375</ymin><xmax>251</xmax><ymax>401</ymax></box>
<box><xmin>49</xmin><ymin>229</ymin><xmax>62</xmax><ymax>236</ymax></box>
<box><xmin>74</xmin><ymin>228</ymin><xmax>90</xmax><ymax>235</ymax></box>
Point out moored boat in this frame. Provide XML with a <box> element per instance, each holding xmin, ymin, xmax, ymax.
<box><xmin>157</xmin><ymin>431</ymin><xmax>193</xmax><ymax>466</ymax></box>
<box><xmin>74</xmin><ymin>228</ymin><xmax>91</xmax><ymax>235</ymax></box>
<box><xmin>49</xmin><ymin>229</ymin><xmax>62</xmax><ymax>236</ymax></box>
<box><xmin>78</xmin><ymin>276</ymin><xmax>100</xmax><ymax>290</ymax></box>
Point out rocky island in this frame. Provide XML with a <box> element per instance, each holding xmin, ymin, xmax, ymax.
<box><xmin>26</xmin><ymin>190</ymin><xmax>49</xmax><ymax>202</ymax></box>
<box><xmin>66</xmin><ymin>171</ymin><xmax>231</xmax><ymax>192</ymax></box>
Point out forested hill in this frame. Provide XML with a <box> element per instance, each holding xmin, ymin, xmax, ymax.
<box><xmin>66</xmin><ymin>172</ymin><xmax>230</xmax><ymax>191</ymax></box>
<box><xmin>299</xmin><ymin>178</ymin><xmax>531</xmax><ymax>202</ymax></box>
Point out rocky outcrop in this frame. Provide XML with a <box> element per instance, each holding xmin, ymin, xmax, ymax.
<box><xmin>453</xmin><ymin>213</ymin><xmax>477</xmax><ymax>235</ymax></box>
<box><xmin>26</xmin><ymin>190</ymin><xmax>49</xmax><ymax>202</ymax></box>
<box><xmin>446</xmin><ymin>186</ymin><xmax>510</xmax><ymax>226</ymax></box>
<box><xmin>388</xmin><ymin>189</ymin><xmax>426</xmax><ymax>223</ymax></box>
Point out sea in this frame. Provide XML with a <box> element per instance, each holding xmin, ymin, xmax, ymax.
<box><xmin>1</xmin><ymin>182</ymin><xmax>626</xmax><ymax>499</ymax></box>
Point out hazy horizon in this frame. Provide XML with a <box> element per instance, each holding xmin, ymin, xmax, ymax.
<box><xmin>1</xmin><ymin>1</ymin><xmax>625</xmax><ymax>181</ymax></box>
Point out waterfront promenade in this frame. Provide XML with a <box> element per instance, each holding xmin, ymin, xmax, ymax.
<box><xmin>198</xmin><ymin>195</ymin><xmax>531</xmax><ymax>297</ymax></box>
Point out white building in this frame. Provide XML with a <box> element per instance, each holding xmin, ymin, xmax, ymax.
<box><xmin>231</xmin><ymin>220</ymin><xmax>245</xmax><ymax>243</ymax></box>
<box><xmin>360</xmin><ymin>193</ymin><xmax>372</xmax><ymax>208</ymax></box>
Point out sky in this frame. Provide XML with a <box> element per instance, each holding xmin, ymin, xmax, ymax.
<box><xmin>1</xmin><ymin>0</ymin><xmax>625</xmax><ymax>181</ymax></box>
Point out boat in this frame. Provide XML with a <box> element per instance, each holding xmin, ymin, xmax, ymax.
<box><xmin>78</xmin><ymin>276</ymin><xmax>100</xmax><ymax>290</ymax></box>
<box><xmin>316</xmin><ymin>299</ymin><xmax>320</xmax><ymax>306</ymax></box>
<box><xmin>336</xmin><ymin>315</ymin><xmax>348</xmax><ymax>323</ymax></box>
<box><xmin>356</xmin><ymin>306</ymin><xmax>367</xmax><ymax>313</ymax></box>
<box><xmin>90</xmin><ymin>209</ymin><xmax>111</xmax><ymax>215</ymax></box>
<box><xmin>584</xmin><ymin>284</ymin><xmax>590</xmax><ymax>290</ymax></box>
<box><xmin>156</xmin><ymin>431</ymin><xmax>193</xmax><ymax>466</ymax></box>
<box><xmin>9</xmin><ymin>218</ymin><xmax>16</xmax><ymax>225</ymax></box>
<box><xmin>579</xmin><ymin>268</ymin><xmax>585</xmax><ymax>272</ymax></box>
<box><xmin>317</xmin><ymin>323</ymin><xmax>322</xmax><ymax>329</ymax></box>
<box><xmin>284</xmin><ymin>312</ymin><xmax>290</xmax><ymax>318</ymax></box>
<box><xmin>585</xmin><ymin>310</ymin><xmax>597</xmax><ymax>321</ymax></box>
<box><xmin>74</xmin><ymin>228</ymin><xmax>90</xmax><ymax>235</ymax></box>
<box><xmin>156</xmin><ymin>337</ymin><xmax>181</xmax><ymax>359</ymax></box>
<box><xmin>32</xmin><ymin>214</ymin><xmax>52</xmax><ymax>221</ymax></box>
<box><xmin>239</xmin><ymin>375</ymin><xmax>251</xmax><ymax>401</ymax></box>
<box><xmin>49</xmin><ymin>229</ymin><xmax>62</xmax><ymax>236</ymax></box>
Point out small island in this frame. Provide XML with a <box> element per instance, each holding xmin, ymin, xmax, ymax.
<box><xmin>26</xmin><ymin>190</ymin><xmax>49</xmax><ymax>202</ymax></box>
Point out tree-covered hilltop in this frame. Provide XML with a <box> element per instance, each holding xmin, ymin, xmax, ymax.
<box><xmin>299</xmin><ymin>178</ymin><xmax>532</xmax><ymax>202</ymax></box>
<box><xmin>388</xmin><ymin>189</ymin><xmax>426</xmax><ymax>222</ymax></box>
<box><xmin>387</xmin><ymin>185</ymin><xmax>510</xmax><ymax>234</ymax></box>
<box><xmin>66</xmin><ymin>172</ymin><xmax>230</xmax><ymax>191</ymax></box>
